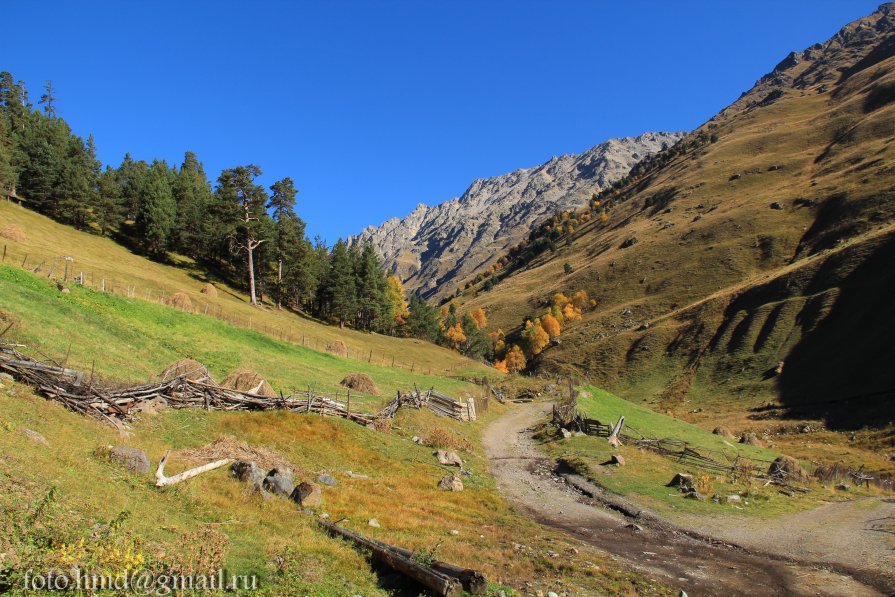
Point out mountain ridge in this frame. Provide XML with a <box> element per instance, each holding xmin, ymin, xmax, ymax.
<box><xmin>351</xmin><ymin>131</ymin><xmax>684</xmax><ymax>298</ymax></box>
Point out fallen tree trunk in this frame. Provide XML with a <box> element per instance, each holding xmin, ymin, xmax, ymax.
<box><xmin>155</xmin><ymin>450</ymin><xmax>232</xmax><ymax>487</ymax></box>
<box><xmin>319</xmin><ymin>520</ymin><xmax>468</xmax><ymax>596</ymax></box>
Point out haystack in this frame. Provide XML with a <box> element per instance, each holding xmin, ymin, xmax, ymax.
<box><xmin>768</xmin><ymin>455</ymin><xmax>809</xmax><ymax>481</ymax></box>
<box><xmin>340</xmin><ymin>372</ymin><xmax>380</xmax><ymax>395</ymax></box>
<box><xmin>160</xmin><ymin>358</ymin><xmax>215</xmax><ymax>384</ymax></box>
<box><xmin>0</xmin><ymin>224</ymin><xmax>25</xmax><ymax>242</ymax></box>
<box><xmin>200</xmin><ymin>283</ymin><xmax>218</xmax><ymax>297</ymax></box>
<box><xmin>166</xmin><ymin>291</ymin><xmax>193</xmax><ymax>312</ymax></box>
<box><xmin>326</xmin><ymin>341</ymin><xmax>348</xmax><ymax>357</ymax></box>
<box><xmin>221</xmin><ymin>369</ymin><xmax>276</xmax><ymax>397</ymax></box>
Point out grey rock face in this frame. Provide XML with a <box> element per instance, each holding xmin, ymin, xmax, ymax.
<box><xmin>263</xmin><ymin>466</ymin><xmax>295</xmax><ymax>498</ymax></box>
<box><xmin>351</xmin><ymin>132</ymin><xmax>684</xmax><ymax>298</ymax></box>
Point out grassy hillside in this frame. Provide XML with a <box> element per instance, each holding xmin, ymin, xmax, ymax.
<box><xmin>540</xmin><ymin>388</ymin><xmax>883</xmax><ymax>520</ymax></box>
<box><xmin>460</xmin><ymin>6</ymin><xmax>895</xmax><ymax>436</ymax></box>
<box><xmin>0</xmin><ymin>380</ymin><xmax>669</xmax><ymax>596</ymax></box>
<box><xmin>0</xmin><ymin>200</ymin><xmax>489</xmax><ymax>379</ymax></box>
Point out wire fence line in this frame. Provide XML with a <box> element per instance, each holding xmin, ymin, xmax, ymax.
<box><xmin>0</xmin><ymin>242</ymin><xmax>468</xmax><ymax>377</ymax></box>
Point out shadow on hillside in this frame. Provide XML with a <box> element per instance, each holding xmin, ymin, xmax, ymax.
<box><xmin>775</xmin><ymin>234</ymin><xmax>895</xmax><ymax>430</ymax></box>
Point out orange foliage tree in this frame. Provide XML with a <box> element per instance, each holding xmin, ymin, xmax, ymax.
<box><xmin>445</xmin><ymin>322</ymin><xmax>466</xmax><ymax>350</ymax></box>
<box><xmin>523</xmin><ymin>318</ymin><xmax>550</xmax><ymax>355</ymax></box>
<box><xmin>504</xmin><ymin>345</ymin><xmax>527</xmax><ymax>373</ymax></box>
<box><xmin>470</xmin><ymin>307</ymin><xmax>488</xmax><ymax>330</ymax></box>
<box><xmin>541</xmin><ymin>313</ymin><xmax>561</xmax><ymax>339</ymax></box>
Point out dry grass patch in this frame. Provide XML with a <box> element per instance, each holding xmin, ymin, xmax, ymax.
<box><xmin>179</xmin><ymin>436</ymin><xmax>296</xmax><ymax>473</ymax></box>
<box><xmin>422</xmin><ymin>426</ymin><xmax>472</xmax><ymax>452</ymax></box>
<box><xmin>0</xmin><ymin>223</ymin><xmax>25</xmax><ymax>242</ymax></box>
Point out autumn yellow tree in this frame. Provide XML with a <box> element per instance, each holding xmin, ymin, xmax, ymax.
<box><xmin>541</xmin><ymin>313</ymin><xmax>561</xmax><ymax>339</ymax></box>
<box><xmin>563</xmin><ymin>302</ymin><xmax>582</xmax><ymax>321</ymax></box>
<box><xmin>384</xmin><ymin>275</ymin><xmax>409</xmax><ymax>328</ymax></box>
<box><xmin>570</xmin><ymin>290</ymin><xmax>590</xmax><ymax>311</ymax></box>
<box><xmin>488</xmin><ymin>328</ymin><xmax>506</xmax><ymax>357</ymax></box>
<box><xmin>523</xmin><ymin>318</ymin><xmax>550</xmax><ymax>355</ymax></box>
<box><xmin>493</xmin><ymin>359</ymin><xmax>509</xmax><ymax>373</ymax></box>
<box><xmin>504</xmin><ymin>345</ymin><xmax>527</xmax><ymax>373</ymax></box>
<box><xmin>445</xmin><ymin>322</ymin><xmax>466</xmax><ymax>351</ymax></box>
<box><xmin>470</xmin><ymin>307</ymin><xmax>488</xmax><ymax>330</ymax></box>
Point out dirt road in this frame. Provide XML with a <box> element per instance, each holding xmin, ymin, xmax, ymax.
<box><xmin>483</xmin><ymin>402</ymin><xmax>894</xmax><ymax>597</ymax></box>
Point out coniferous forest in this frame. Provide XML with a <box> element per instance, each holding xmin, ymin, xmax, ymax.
<box><xmin>0</xmin><ymin>72</ymin><xmax>498</xmax><ymax>355</ymax></box>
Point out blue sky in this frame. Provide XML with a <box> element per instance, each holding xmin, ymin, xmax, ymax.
<box><xmin>4</xmin><ymin>1</ymin><xmax>881</xmax><ymax>242</ymax></box>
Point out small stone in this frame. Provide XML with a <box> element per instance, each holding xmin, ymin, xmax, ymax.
<box><xmin>22</xmin><ymin>428</ymin><xmax>50</xmax><ymax>447</ymax></box>
<box><xmin>610</xmin><ymin>454</ymin><xmax>625</xmax><ymax>466</ymax></box>
<box><xmin>345</xmin><ymin>470</ymin><xmax>369</xmax><ymax>479</ymax></box>
<box><xmin>438</xmin><ymin>474</ymin><xmax>464</xmax><ymax>492</ymax></box>
<box><xmin>770</xmin><ymin>202</ymin><xmax>784</xmax><ymax>210</ymax></box>
<box><xmin>835</xmin><ymin>483</ymin><xmax>851</xmax><ymax>491</ymax></box>
<box><xmin>548</xmin><ymin>592</ymin><xmax>560</xmax><ymax>597</ymax></box>
<box><xmin>291</xmin><ymin>481</ymin><xmax>323</xmax><ymax>506</ymax></box>
<box><xmin>685</xmin><ymin>490</ymin><xmax>706</xmax><ymax>501</ymax></box>
<box><xmin>411</xmin><ymin>436</ymin><xmax>421</xmax><ymax>444</ymax></box>
<box><xmin>726</xmin><ymin>494</ymin><xmax>742</xmax><ymax>504</ymax></box>
<box><xmin>435</xmin><ymin>450</ymin><xmax>463</xmax><ymax>467</ymax></box>
<box><xmin>319</xmin><ymin>512</ymin><xmax>330</xmax><ymax>519</ymax></box>
<box><xmin>449</xmin><ymin>529</ymin><xmax>460</xmax><ymax>535</ymax></box>
<box><xmin>317</xmin><ymin>473</ymin><xmax>338</xmax><ymax>487</ymax></box>
<box><xmin>368</xmin><ymin>518</ymin><xmax>380</xmax><ymax>528</ymax></box>
<box><xmin>626</xmin><ymin>523</ymin><xmax>643</xmax><ymax>532</ymax></box>
<box><xmin>560</xmin><ymin>428</ymin><xmax>572</xmax><ymax>439</ymax></box>
<box><xmin>231</xmin><ymin>460</ymin><xmax>266</xmax><ymax>492</ymax></box>
<box><xmin>108</xmin><ymin>446</ymin><xmax>150</xmax><ymax>474</ymax></box>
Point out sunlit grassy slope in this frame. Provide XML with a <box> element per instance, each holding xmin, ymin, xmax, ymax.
<box><xmin>0</xmin><ymin>381</ymin><xmax>671</xmax><ymax>596</ymax></box>
<box><xmin>0</xmin><ymin>200</ymin><xmax>489</xmax><ymax>379</ymax></box>
<box><xmin>540</xmin><ymin>387</ymin><xmax>880</xmax><ymax>520</ymax></box>
<box><xmin>0</xmin><ymin>265</ymin><xmax>472</xmax><ymax>406</ymax></box>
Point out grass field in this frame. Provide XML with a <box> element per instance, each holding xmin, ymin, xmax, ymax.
<box><xmin>0</xmin><ymin>264</ymin><xmax>474</xmax><ymax>408</ymax></box>
<box><xmin>0</xmin><ymin>200</ymin><xmax>489</xmax><ymax>379</ymax></box>
<box><xmin>0</xmin><ymin>379</ymin><xmax>671</xmax><ymax>596</ymax></box>
<box><xmin>539</xmin><ymin>387</ymin><xmax>880</xmax><ymax>520</ymax></box>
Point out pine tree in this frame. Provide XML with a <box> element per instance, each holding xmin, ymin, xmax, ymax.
<box><xmin>96</xmin><ymin>166</ymin><xmax>123</xmax><ymax>236</ymax></box>
<box><xmin>322</xmin><ymin>239</ymin><xmax>357</xmax><ymax>327</ymax></box>
<box><xmin>172</xmin><ymin>151</ymin><xmax>213</xmax><ymax>256</ymax></box>
<box><xmin>135</xmin><ymin>159</ymin><xmax>176</xmax><ymax>256</ymax></box>
<box><xmin>406</xmin><ymin>295</ymin><xmax>443</xmax><ymax>343</ymax></box>
<box><xmin>217</xmin><ymin>165</ymin><xmax>269</xmax><ymax>305</ymax></box>
<box><xmin>355</xmin><ymin>243</ymin><xmax>386</xmax><ymax>331</ymax></box>
<box><xmin>38</xmin><ymin>80</ymin><xmax>57</xmax><ymax>118</ymax></box>
<box><xmin>268</xmin><ymin>177</ymin><xmax>306</xmax><ymax>308</ymax></box>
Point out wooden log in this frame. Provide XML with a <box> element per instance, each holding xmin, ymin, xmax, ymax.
<box><xmin>319</xmin><ymin>521</ymin><xmax>463</xmax><ymax>597</ymax></box>
<box><xmin>155</xmin><ymin>450</ymin><xmax>232</xmax><ymax>487</ymax></box>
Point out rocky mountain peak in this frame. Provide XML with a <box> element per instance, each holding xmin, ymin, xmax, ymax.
<box><xmin>351</xmin><ymin>131</ymin><xmax>684</xmax><ymax>298</ymax></box>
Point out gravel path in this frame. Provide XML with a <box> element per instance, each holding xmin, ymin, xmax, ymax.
<box><xmin>483</xmin><ymin>402</ymin><xmax>893</xmax><ymax>597</ymax></box>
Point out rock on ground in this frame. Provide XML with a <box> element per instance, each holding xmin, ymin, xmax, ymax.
<box><xmin>438</xmin><ymin>474</ymin><xmax>464</xmax><ymax>491</ymax></box>
<box><xmin>108</xmin><ymin>446</ymin><xmax>150</xmax><ymax>474</ymax></box>
<box><xmin>231</xmin><ymin>460</ymin><xmax>266</xmax><ymax>492</ymax></box>
<box><xmin>263</xmin><ymin>466</ymin><xmax>295</xmax><ymax>498</ymax></box>
<box><xmin>435</xmin><ymin>450</ymin><xmax>463</xmax><ymax>467</ymax></box>
<box><xmin>22</xmin><ymin>428</ymin><xmax>50</xmax><ymax>447</ymax></box>
<box><xmin>292</xmin><ymin>481</ymin><xmax>323</xmax><ymax>507</ymax></box>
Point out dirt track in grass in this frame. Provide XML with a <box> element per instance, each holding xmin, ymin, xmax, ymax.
<box><xmin>483</xmin><ymin>402</ymin><xmax>895</xmax><ymax>597</ymax></box>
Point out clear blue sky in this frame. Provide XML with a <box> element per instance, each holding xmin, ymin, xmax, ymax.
<box><xmin>5</xmin><ymin>1</ymin><xmax>881</xmax><ymax>242</ymax></box>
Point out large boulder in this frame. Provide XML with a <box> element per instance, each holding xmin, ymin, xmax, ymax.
<box><xmin>108</xmin><ymin>446</ymin><xmax>150</xmax><ymax>474</ymax></box>
<box><xmin>435</xmin><ymin>450</ymin><xmax>463</xmax><ymax>467</ymax></box>
<box><xmin>667</xmin><ymin>473</ymin><xmax>694</xmax><ymax>491</ymax></box>
<box><xmin>263</xmin><ymin>466</ymin><xmax>295</xmax><ymax>498</ymax></box>
<box><xmin>291</xmin><ymin>481</ymin><xmax>323</xmax><ymax>507</ymax></box>
<box><xmin>768</xmin><ymin>455</ymin><xmax>809</xmax><ymax>482</ymax></box>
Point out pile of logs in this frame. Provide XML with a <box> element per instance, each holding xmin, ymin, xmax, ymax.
<box><xmin>0</xmin><ymin>343</ymin><xmax>377</xmax><ymax>427</ymax></box>
<box><xmin>378</xmin><ymin>388</ymin><xmax>475</xmax><ymax>422</ymax></box>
